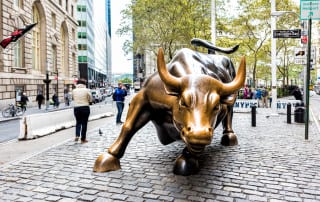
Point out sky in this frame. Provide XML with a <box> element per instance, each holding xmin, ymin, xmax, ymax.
<box><xmin>111</xmin><ymin>0</ymin><xmax>133</xmax><ymax>74</ymax></box>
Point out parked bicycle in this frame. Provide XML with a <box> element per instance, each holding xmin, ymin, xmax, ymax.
<box><xmin>2</xmin><ymin>104</ymin><xmax>25</xmax><ymax>118</ymax></box>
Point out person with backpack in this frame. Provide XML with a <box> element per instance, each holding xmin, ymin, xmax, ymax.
<box><xmin>113</xmin><ymin>82</ymin><xmax>127</xmax><ymax>125</ymax></box>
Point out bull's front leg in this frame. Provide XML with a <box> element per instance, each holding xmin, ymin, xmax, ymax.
<box><xmin>93</xmin><ymin>94</ymin><xmax>151</xmax><ymax>172</ymax></box>
<box><xmin>173</xmin><ymin>147</ymin><xmax>199</xmax><ymax>176</ymax></box>
<box><xmin>221</xmin><ymin>105</ymin><xmax>238</xmax><ymax>146</ymax></box>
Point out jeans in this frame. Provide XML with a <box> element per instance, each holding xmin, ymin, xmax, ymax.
<box><xmin>116</xmin><ymin>101</ymin><xmax>124</xmax><ymax>123</ymax></box>
<box><xmin>74</xmin><ymin>106</ymin><xmax>90</xmax><ymax>140</ymax></box>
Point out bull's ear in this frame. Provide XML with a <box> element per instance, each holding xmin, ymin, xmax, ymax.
<box><xmin>220</xmin><ymin>93</ymin><xmax>237</xmax><ymax>106</ymax></box>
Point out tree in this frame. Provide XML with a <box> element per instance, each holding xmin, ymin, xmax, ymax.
<box><xmin>118</xmin><ymin>0</ymin><xmax>214</xmax><ymax>59</ymax></box>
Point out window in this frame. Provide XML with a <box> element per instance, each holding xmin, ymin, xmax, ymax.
<box><xmin>77</xmin><ymin>5</ymin><xmax>86</xmax><ymax>12</ymax></box>
<box><xmin>65</xmin><ymin>0</ymin><xmax>68</xmax><ymax>12</ymax></box>
<box><xmin>78</xmin><ymin>56</ymin><xmax>87</xmax><ymax>63</ymax></box>
<box><xmin>77</xmin><ymin>20</ymin><xmax>86</xmax><ymax>27</ymax></box>
<box><xmin>77</xmin><ymin>32</ymin><xmax>87</xmax><ymax>39</ymax></box>
<box><xmin>14</xmin><ymin>0</ymin><xmax>23</xmax><ymax>8</ymax></box>
<box><xmin>72</xmin><ymin>28</ymin><xmax>75</xmax><ymax>41</ymax></box>
<box><xmin>71</xmin><ymin>5</ymin><xmax>74</xmax><ymax>17</ymax></box>
<box><xmin>52</xmin><ymin>45</ymin><xmax>57</xmax><ymax>72</ymax></box>
<box><xmin>32</xmin><ymin>5</ymin><xmax>41</xmax><ymax>71</ymax></box>
<box><xmin>59</xmin><ymin>0</ymin><xmax>62</xmax><ymax>6</ymax></box>
<box><xmin>52</xmin><ymin>13</ymin><xmax>56</xmax><ymax>29</ymax></box>
<box><xmin>61</xmin><ymin>25</ymin><xmax>67</xmax><ymax>76</ymax></box>
<box><xmin>78</xmin><ymin>44</ymin><xmax>87</xmax><ymax>50</ymax></box>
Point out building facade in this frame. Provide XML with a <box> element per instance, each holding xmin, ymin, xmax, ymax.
<box><xmin>77</xmin><ymin>0</ymin><xmax>111</xmax><ymax>89</ymax></box>
<box><xmin>0</xmin><ymin>0</ymin><xmax>78</xmax><ymax>108</ymax></box>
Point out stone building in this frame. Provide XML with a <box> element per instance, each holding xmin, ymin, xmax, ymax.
<box><xmin>0</xmin><ymin>0</ymin><xmax>78</xmax><ymax>108</ymax></box>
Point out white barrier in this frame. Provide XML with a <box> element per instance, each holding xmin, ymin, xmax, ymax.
<box><xmin>19</xmin><ymin>105</ymin><xmax>114</xmax><ymax>140</ymax></box>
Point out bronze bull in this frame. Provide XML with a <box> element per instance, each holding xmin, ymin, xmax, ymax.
<box><xmin>94</xmin><ymin>42</ymin><xmax>246</xmax><ymax>176</ymax></box>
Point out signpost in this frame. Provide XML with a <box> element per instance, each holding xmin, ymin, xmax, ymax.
<box><xmin>294</xmin><ymin>46</ymin><xmax>316</xmax><ymax>65</ymax></box>
<box><xmin>300</xmin><ymin>0</ymin><xmax>320</xmax><ymax>20</ymax></box>
<box><xmin>299</xmin><ymin>0</ymin><xmax>320</xmax><ymax>140</ymax></box>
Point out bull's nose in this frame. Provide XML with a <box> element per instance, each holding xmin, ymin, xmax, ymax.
<box><xmin>181</xmin><ymin>126</ymin><xmax>213</xmax><ymax>145</ymax></box>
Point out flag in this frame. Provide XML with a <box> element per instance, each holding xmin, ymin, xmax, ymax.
<box><xmin>0</xmin><ymin>23</ymin><xmax>37</xmax><ymax>49</ymax></box>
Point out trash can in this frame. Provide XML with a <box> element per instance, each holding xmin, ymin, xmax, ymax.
<box><xmin>294</xmin><ymin>105</ymin><xmax>305</xmax><ymax>123</ymax></box>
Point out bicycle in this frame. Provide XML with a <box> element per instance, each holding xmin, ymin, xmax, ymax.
<box><xmin>2</xmin><ymin>104</ymin><xmax>25</xmax><ymax>118</ymax></box>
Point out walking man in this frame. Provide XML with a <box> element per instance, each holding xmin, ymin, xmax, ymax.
<box><xmin>113</xmin><ymin>82</ymin><xmax>127</xmax><ymax>125</ymax></box>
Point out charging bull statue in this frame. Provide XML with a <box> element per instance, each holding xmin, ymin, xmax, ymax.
<box><xmin>94</xmin><ymin>39</ymin><xmax>246</xmax><ymax>175</ymax></box>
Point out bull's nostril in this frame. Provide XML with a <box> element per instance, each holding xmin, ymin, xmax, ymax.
<box><xmin>208</xmin><ymin>128</ymin><xmax>213</xmax><ymax>133</ymax></box>
<box><xmin>187</xmin><ymin>127</ymin><xmax>192</xmax><ymax>132</ymax></box>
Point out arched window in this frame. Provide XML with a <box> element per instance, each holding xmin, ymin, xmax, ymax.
<box><xmin>14</xmin><ymin>17</ymin><xmax>24</xmax><ymax>68</ymax></box>
<box><xmin>32</xmin><ymin>5</ymin><xmax>41</xmax><ymax>71</ymax></box>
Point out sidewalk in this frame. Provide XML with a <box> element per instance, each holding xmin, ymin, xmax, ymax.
<box><xmin>0</xmin><ymin>104</ymin><xmax>320</xmax><ymax>201</ymax></box>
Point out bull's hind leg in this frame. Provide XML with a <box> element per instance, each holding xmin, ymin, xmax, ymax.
<box><xmin>173</xmin><ymin>147</ymin><xmax>199</xmax><ymax>176</ymax></box>
<box><xmin>221</xmin><ymin>105</ymin><xmax>238</xmax><ymax>146</ymax></box>
<box><xmin>94</xmin><ymin>93</ymin><xmax>151</xmax><ymax>172</ymax></box>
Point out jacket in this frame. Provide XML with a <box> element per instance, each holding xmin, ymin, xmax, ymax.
<box><xmin>72</xmin><ymin>84</ymin><xmax>92</xmax><ymax>107</ymax></box>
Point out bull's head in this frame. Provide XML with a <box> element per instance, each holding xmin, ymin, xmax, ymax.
<box><xmin>157</xmin><ymin>48</ymin><xmax>246</xmax><ymax>154</ymax></box>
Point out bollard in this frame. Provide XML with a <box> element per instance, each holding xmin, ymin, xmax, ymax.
<box><xmin>287</xmin><ymin>103</ymin><xmax>291</xmax><ymax>124</ymax></box>
<box><xmin>251</xmin><ymin>105</ymin><xmax>256</xmax><ymax>127</ymax></box>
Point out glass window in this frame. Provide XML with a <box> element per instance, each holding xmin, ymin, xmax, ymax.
<box><xmin>78</xmin><ymin>56</ymin><xmax>87</xmax><ymax>63</ymax></box>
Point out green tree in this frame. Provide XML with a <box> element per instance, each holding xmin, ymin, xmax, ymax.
<box><xmin>120</xmin><ymin>77</ymin><xmax>133</xmax><ymax>84</ymax></box>
<box><xmin>118</xmin><ymin>0</ymin><xmax>214</xmax><ymax>59</ymax></box>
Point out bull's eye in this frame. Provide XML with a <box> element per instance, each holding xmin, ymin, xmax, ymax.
<box><xmin>179</xmin><ymin>98</ymin><xmax>187</xmax><ymax>108</ymax></box>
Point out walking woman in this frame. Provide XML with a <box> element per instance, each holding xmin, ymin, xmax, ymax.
<box><xmin>72</xmin><ymin>78</ymin><xmax>92</xmax><ymax>144</ymax></box>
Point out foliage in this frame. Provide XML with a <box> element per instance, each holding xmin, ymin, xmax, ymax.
<box><xmin>120</xmin><ymin>77</ymin><xmax>133</xmax><ymax>84</ymax></box>
<box><xmin>119</xmin><ymin>0</ymin><xmax>212</xmax><ymax>59</ymax></box>
<box><xmin>118</xmin><ymin>0</ymin><xmax>303</xmax><ymax>88</ymax></box>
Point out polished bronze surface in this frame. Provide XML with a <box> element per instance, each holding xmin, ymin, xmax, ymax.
<box><xmin>94</xmin><ymin>41</ymin><xmax>246</xmax><ymax>175</ymax></box>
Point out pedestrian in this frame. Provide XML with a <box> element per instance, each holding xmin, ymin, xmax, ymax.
<box><xmin>64</xmin><ymin>92</ymin><xmax>70</xmax><ymax>106</ymax></box>
<box><xmin>243</xmin><ymin>85</ymin><xmax>249</xmax><ymax>99</ymax></box>
<box><xmin>255</xmin><ymin>88</ymin><xmax>262</xmax><ymax>107</ymax></box>
<box><xmin>72</xmin><ymin>78</ymin><xmax>92</xmax><ymax>144</ymax></box>
<box><xmin>52</xmin><ymin>93</ymin><xmax>59</xmax><ymax>108</ymax></box>
<box><xmin>261</xmin><ymin>87</ymin><xmax>269</xmax><ymax>108</ymax></box>
<box><xmin>292</xmin><ymin>86</ymin><xmax>303</xmax><ymax>101</ymax></box>
<box><xmin>20</xmin><ymin>92</ymin><xmax>29</xmax><ymax>111</ymax></box>
<box><xmin>36</xmin><ymin>92</ymin><xmax>45</xmax><ymax>109</ymax></box>
<box><xmin>113</xmin><ymin>82</ymin><xmax>127</xmax><ymax>125</ymax></box>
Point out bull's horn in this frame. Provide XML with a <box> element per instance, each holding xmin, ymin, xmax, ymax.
<box><xmin>157</xmin><ymin>47</ymin><xmax>181</xmax><ymax>93</ymax></box>
<box><xmin>220</xmin><ymin>56</ymin><xmax>246</xmax><ymax>95</ymax></box>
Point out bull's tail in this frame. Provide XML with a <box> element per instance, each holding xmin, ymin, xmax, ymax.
<box><xmin>191</xmin><ymin>38</ymin><xmax>239</xmax><ymax>54</ymax></box>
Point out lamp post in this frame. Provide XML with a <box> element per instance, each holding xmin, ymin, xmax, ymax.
<box><xmin>43</xmin><ymin>71</ymin><xmax>51</xmax><ymax>110</ymax></box>
<box><xmin>270</xmin><ymin>0</ymin><xmax>300</xmax><ymax>114</ymax></box>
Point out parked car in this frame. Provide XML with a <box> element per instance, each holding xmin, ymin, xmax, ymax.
<box><xmin>91</xmin><ymin>90</ymin><xmax>103</xmax><ymax>103</ymax></box>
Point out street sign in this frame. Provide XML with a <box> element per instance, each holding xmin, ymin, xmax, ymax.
<box><xmin>273</xmin><ymin>29</ymin><xmax>301</xmax><ymax>38</ymax></box>
<box><xmin>300</xmin><ymin>0</ymin><xmax>320</xmax><ymax>20</ymax></box>
<box><xmin>294</xmin><ymin>46</ymin><xmax>316</xmax><ymax>65</ymax></box>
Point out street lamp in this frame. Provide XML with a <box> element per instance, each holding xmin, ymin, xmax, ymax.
<box><xmin>270</xmin><ymin>0</ymin><xmax>300</xmax><ymax>114</ymax></box>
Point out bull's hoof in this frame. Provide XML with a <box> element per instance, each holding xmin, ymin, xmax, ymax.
<box><xmin>93</xmin><ymin>152</ymin><xmax>121</xmax><ymax>172</ymax></box>
<box><xmin>221</xmin><ymin>132</ymin><xmax>238</xmax><ymax>146</ymax></box>
<box><xmin>173</xmin><ymin>149</ymin><xmax>199</xmax><ymax>176</ymax></box>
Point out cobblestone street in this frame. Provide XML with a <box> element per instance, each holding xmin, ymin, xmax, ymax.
<box><xmin>0</xmin><ymin>108</ymin><xmax>320</xmax><ymax>201</ymax></box>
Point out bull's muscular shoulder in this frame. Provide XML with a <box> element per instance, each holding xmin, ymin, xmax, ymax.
<box><xmin>168</xmin><ymin>48</ymin><xmax>236</xmax><ymax>83</ymax></box>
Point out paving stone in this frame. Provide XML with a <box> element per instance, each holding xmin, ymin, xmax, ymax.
<box><xmin>0</xmin><ymin>109</ymin><xmax>320</xmax><ymax>201</ymax></box>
